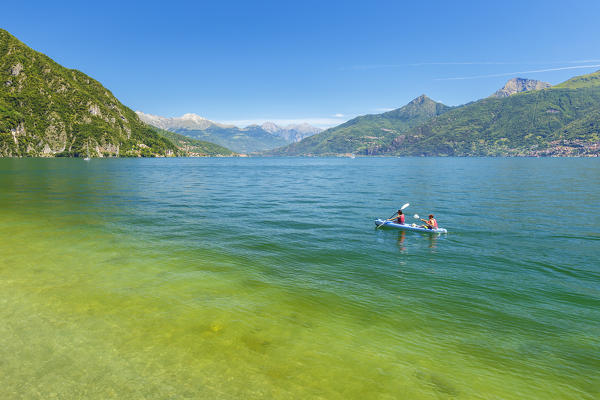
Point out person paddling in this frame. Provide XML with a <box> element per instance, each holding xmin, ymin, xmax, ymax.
<box><xmin>385</xmin><ymin>209</ymin><xmax>405</xmax><ymax>224</ymax></box>
<box><xmin>377</xmin><ymin>203</ymin><xmax>409</xmax><ymax>229</ymax></box>
<box><xmin>421</xmin><ymin>214</ymin><xmax>438</xmax><ymax>230</ymax></box>
<box><xmin>395</xmin><ymin>210</ymin><xmax>405</xmax><ymax>224</ymax></box>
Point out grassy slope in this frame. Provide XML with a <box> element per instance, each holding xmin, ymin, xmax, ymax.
<box><xmin>0</xmin><ymin>29</ymin><xmax>178</xmax><ymax>157</ymax></box>
<box><xmin>553</xmin><ymin>70</ymin><xmax>600</xmax><ymax>89</ymax></box>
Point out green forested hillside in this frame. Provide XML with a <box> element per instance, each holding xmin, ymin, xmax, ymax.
<box><xmin>270</xmin><ymin>71</ymin><xmax>600</xmax><ymax>157</ymax></box>
<box><xmin>269</xmin><ymin>95</ymin><xmax>451</xmax><ymax>155</ymax></box>
<box><xmin>0</xmin><ymin>29</ymin><xmax>178</xmax><ymax>157</ymax></box>
<box><xmin>383</xmin><ymin>82</ymin><xmax>600</xmax><ymax>156</ymax></box>
<box><xmin>152</xmin><ymin>127</ymin><xmax>236</xmax><ymax>156</ymax></box>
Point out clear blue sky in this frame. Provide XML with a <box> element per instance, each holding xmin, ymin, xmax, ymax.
<box><xmin>4</xmin><ymin>1</ymin><xmax>600</xmax><ymax>127</ymax></box>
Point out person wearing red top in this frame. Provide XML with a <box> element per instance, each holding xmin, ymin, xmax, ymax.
<box><xmin>395</xmin><ymin>210</ymin><xmax>405</xmax><ymax>224</ymax></box>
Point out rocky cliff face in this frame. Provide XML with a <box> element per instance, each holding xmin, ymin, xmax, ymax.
<box><xmin>0</xmin><ymin>29</ymin><xmax>178</xmax><ymax>157</ymax></box>
<box><xmin>491</xmin><ymin>78</ymin><xmax>551</xmax><ymax>98</ymax></box>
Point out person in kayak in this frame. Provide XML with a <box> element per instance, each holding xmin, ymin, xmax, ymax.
<box><xmin>422</xmin><ymin>214</ymin><xmax>438</xmax><ymax>230</ymax></box>
<box><xmin>395</xmin><ymin>210</ymin><xmax>405</xmax><ymax>224</ymax></box>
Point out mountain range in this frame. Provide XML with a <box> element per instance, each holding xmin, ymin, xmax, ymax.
<box><xmin>268</xmin><ymin>95</ymin><xmax>452</xmax><ymax>155</ymax></box>
<box><xmin>136</xmin><ymin>112</ymin><xmax>322</xmax><ymax>154</ymax></box>
<box><xmin>1</xmin><ymin>27</ymin><xmax>598</xmax><ymax>158</ymax></box>
<box><xmin>269</xmin><ymin>72</ymin><xmax>600</xmax><ymax>157</ymax></box>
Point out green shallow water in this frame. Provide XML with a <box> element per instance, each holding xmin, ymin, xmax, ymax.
<box><xmin>0</xmin><ymin>157</ymin><xmax>598</xmax><ymax>399</ymax></box>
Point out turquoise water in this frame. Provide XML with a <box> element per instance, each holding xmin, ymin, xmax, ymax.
<box><xmin>1</xmin><ymin>157</ymin><xmax>598</xmax><ymax>399</ymax></box>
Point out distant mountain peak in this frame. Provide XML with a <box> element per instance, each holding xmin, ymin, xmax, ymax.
<box><xmin>284</xmin><ymin>123</ymin><xmax>321</xmax><ymax>134</ymax></box>
<box><xmin>412</xmin><ymin>94</ymin><xmax>431</xmax><ymax>102</ymax></box>
<box><xmin>136</xmin><ymin>111</ymin><xmax>234</xmax><ymax>130</ymax></box>
<box><xmin>260</xmin><ymin>121</ymin><xmax>281</xmax><ymax>133</ymax></box>
<box><xmin>379</xmin><ymin>94</ymin><xmax>448</xmax><ymax>120</ymax></box>
<box><xmin>491</xmin><ymin>78</ymin><xmax>551</xmax><ymax>98</ymax></box>
<box><xmin>180</xmin><ymin>113</ymin><xmax>208</xmax><ymax>122</ymax></box>
<box><xmin>400</xmin><ymin>95</ymin><xmax>432</xmax><ymax>108</ymax></box>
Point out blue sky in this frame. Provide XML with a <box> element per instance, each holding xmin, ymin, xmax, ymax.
<box><xmin>4</xmin><ymin>1</ymin><xmax>600</xmax><ymax>127</ymax></box>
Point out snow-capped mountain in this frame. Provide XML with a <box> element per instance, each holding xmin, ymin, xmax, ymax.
<box><xmin>136</xmin><ymin>111</ymin><xmax>322</xmax><ymax>153</ymax></box>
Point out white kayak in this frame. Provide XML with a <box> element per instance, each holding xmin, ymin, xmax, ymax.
<box><xmin>375</xmin><ymin>219</ymin><xmax>448</xmax><ymax>234</ymax></box>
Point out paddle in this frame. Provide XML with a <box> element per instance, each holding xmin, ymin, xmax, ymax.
<box><xmin>377</xmin><ymin>203</ymin><xmax>409</xmax><ymax>229</ymax></box>
<box><xmin>413</xmin><ymin>214</ymin><xmax>433</xmax><ymax>228</ymax></box>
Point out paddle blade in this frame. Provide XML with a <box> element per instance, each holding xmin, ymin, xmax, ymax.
<box><xmin>413</xmin><ymin>214</ymin><xmax>419</xmax><ymax>219</ymax></box>
<box><xmin>401</xmin><ymin>203</ymin><xmax>409</xmax><ymax>210</ymax></box>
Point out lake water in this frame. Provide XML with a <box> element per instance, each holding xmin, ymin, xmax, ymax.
<box><xmin>1</xmin><ymin>157</ymin><xmax>598</xmax><ymax>399</ymax></box>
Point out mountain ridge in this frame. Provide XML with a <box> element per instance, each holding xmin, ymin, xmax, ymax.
<box><xmin>137</xmin><ymin>111</ymin><xmax>322</xmax><ymax>153</ymax></box>
<box><xmin>380</xmin><ymin>72</ymin><xmax>600</xmax><ymax>156</ymax></box>
<box><xmin>3</xmin><ymin>26</ymin><xmax>598</xmax><ymax>158</ymax></box>
<box><xmin>267</xmin><ymin>72</ymin><xmax>600</xmax><ymax>157</ymax></box>
<box><xmin>554</xmin><ymin>70</ymin><xmax>600</xmax><ymax>89</ymax></box>
<box><xmin>267</xmin><ymin>94</ymin><xmax>452</xmax><ymax>155</ymax></box>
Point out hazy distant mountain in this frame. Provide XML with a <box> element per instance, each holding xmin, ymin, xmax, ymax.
<box><xmin>491</xmin><ymin>78</ymin><xmax>551</xmax><ymax>98</ymax></box>
<box><xmin>136</xmin><ymin>112</ymin><xmax>235</xmax><ymax>131</ymax></box>
<box><xmin>136</xmin><ymin>112</ymin><xmax>322</xmax><ymax>153</ymax></box>
<box><xmin>148</xmin><ymin>126</ymin><xmax>235</xmax><ymax>156</ymax></box>
<box><xmin>257</xmin><ymin>121</ymin><xmax>321</xmax><ymax>142</ymax></box>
